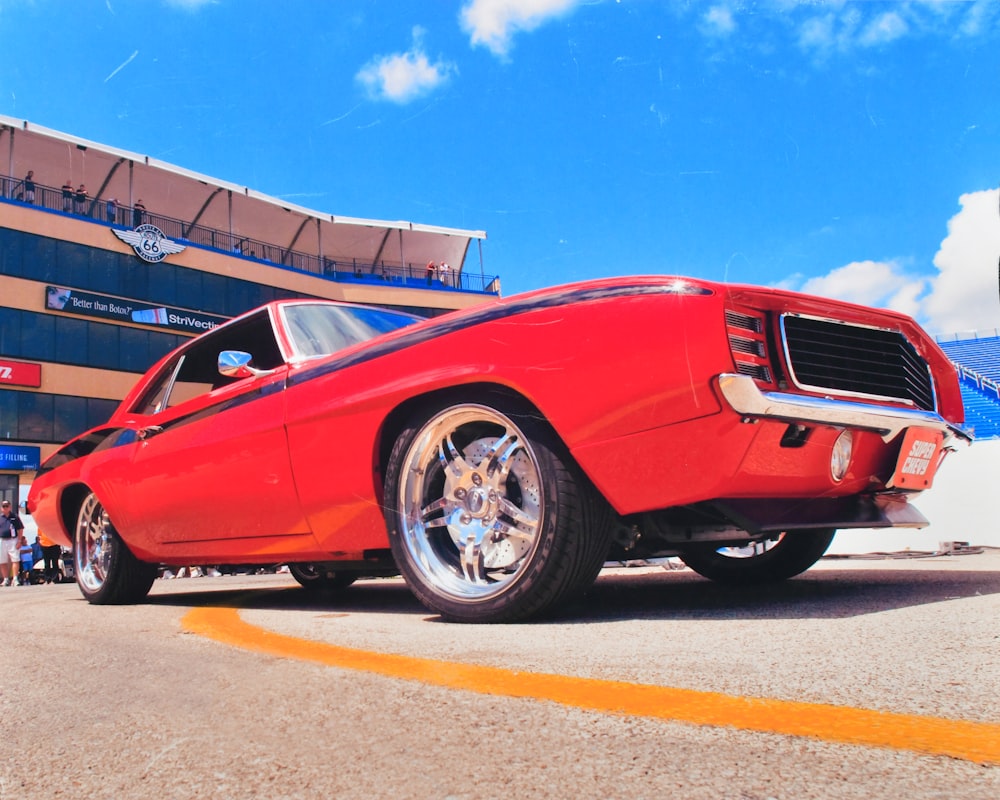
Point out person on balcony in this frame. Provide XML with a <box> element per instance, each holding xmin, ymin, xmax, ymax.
<box><xmin>74</xmin><ymin>184</ymin><xmax>88</xmax><ymax>215</ymax></box>
<box><xmin>62</xmin><ymin>179</ymin><xmax>74</xmax><ymax>212</ymax></box>
<box><xmin>20</xmin><ymin>170</ymin><xmax>35</xmax><ymax>203</ymax></box>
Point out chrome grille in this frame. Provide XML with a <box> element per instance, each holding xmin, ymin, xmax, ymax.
<box><xmin>781</xmin><ymin>315</ymin><xmax>935</xmax><ymax>410</ymax></box>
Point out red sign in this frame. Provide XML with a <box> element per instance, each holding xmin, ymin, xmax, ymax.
<box><xmin>888</xmin><ymin>428</ymin><xmax>945</xmax><ymax>490</ymax></box>
<box><xmin>0</xmin><ymin>359</ymin><xmax>42</xmax><ymax>388</ymax></box>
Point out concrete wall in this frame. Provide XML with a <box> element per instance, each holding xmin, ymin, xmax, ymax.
<box><xmin>830</xmin><ymin>437</ymin><xmax>1000</xmax><ymax>554</ymax></box>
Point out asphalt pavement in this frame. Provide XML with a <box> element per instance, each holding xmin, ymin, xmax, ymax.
<box><xmin>1</xmin><ymin>551</ymin><xmax>998</xmax><ymax>799</ymax></box>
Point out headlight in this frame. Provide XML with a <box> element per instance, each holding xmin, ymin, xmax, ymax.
<box><xmin>830</xmin><ymin>430</ymin><xmax>854</xmax><ymax>482</ymax></box>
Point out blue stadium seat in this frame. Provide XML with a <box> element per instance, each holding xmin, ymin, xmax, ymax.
<box><xmin>938</xmin><ymin>335</ymin><xmax>1000</xmax><ymax>440</ymax></box>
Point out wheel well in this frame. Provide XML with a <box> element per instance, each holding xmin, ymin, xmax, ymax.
<box><xmin>375</xmin><ymin>383</ymin><xmax>550</xmax><ymax>493</ymax></box>
<box><xmin>58</xmin><ymin>483</ymin><xmax>91</xmax><ymax>542</ymax></box>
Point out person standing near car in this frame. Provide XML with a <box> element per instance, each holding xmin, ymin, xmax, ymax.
<box><xmin>18</xmin><ymin>535</ymin><xmax>34</xmax><ymax>585</ymax></box>
<box><xmin>31</xmin><ymin>536</ymin><xmax>43</xmax><ymax>571</ymax></box>
<box><xmin>39</xmin><ymin>530</ymin><xmax>62</xmax><ymax>584</ymax></box>
<box><xmin>0</xmin><ymin>501</ymin><xmax>25</xmax><ymax>586</ymax></box>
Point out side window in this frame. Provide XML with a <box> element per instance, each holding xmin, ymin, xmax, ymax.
<box><xmin>167</xmin><ymin>354</ymin><xmax>216</xmax><ymax>407</ymax></box>
<box><xmin>129</xmin><ymin>309</ymin><xmax>285</xmax><ymax>415</ymax></box>
<box><xmin>133</xmin><ymin>358</ymin><xmax>182</xmax><ymax>415</ymax></box>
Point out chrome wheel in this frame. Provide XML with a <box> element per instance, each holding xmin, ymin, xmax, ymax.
<box><xmin>397</xmin><ymin>404</ymin><xmax>544</xmax><ymax>601</ymax></box>
<box><xmin>384</xmin><ymin>398</ymin><xmax>612</xmax><ymax>622</ymax></box>
<box><xmin>73</xmin><ymin>490</ymin><xmax>157</xmax><ymax>604</ymax></box>
<box><xmin>76</xmin><ymin>493</ymin><xmax>114</xmax><ymax>595</ymax></box>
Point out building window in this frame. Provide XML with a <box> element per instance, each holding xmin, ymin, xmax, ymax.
<box><xmin>0</xmin><ymin>389</ymin><xmax>117</xmax><ymax>444</ymax></box>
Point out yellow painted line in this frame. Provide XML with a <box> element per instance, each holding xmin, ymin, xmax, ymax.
<box><xmin>183</xmin><ymin>604</ymin><xmax>1000</xmax><ymax>765</ymax></box>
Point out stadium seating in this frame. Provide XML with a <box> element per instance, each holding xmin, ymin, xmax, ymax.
<box><xmin>937</xmin><ymin>334</ymin><xmax>1000</xmax><ymax>440</ymax></box>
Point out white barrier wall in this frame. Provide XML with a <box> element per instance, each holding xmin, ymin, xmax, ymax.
<box><xmin>830</xmin><ymin>437</ymin><xmax>1000</xmax><ymax>554</ymax></box>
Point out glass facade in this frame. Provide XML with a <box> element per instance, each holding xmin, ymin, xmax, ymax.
<box><xmin>0</xmin><ymin>389</ymin><xmax>118</xmax><ymax>445</ymax></box>
<box><xmin>1</xmin><ymin>227</ymin><xmax>302</xmax><ymax>317</ymax></box>
<box><xmin>0</xmin><ymin>226</ymin><xmax>453</xmax><ymax>450</ymax></box>
<box><xmin>0</xmin><ymin>307</ymin><xmax>185</xmax><ymax>373</ymax></box>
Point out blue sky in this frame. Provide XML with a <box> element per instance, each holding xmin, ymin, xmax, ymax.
<box><xmin>2</xmin><ymin>0</ymin><xmax>999</xmax><ymax>335</ymax></box>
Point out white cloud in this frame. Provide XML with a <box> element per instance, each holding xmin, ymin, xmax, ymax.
<box><xmin>460</xmin><ymin>0</ymin><xmax>581</xmax><ymax>57</ymax></box>
<box><xmin>721</xmin><ymin>1</ymin><xmax>1000</xmax><ymax>60</ymax></box>
<box><xmin>779</xmin><ymin>188</ymin><xmax>1000</xmax><ymax>337</ymax></box>
<box><xmin>795</xmin><ymin>260</ymin><xmax>927</xmax><ymax>318</ymax></box>
<box><xmin>858</xmin><ymin>11</ymin><xmax>908</xmax><ymax>46</ymax></box>
<box><xmin>797</xmin><ymin>13</ymin><xmax>836</xmax><ymax>52</ymax></box>
<box><xmin>702</xmin><ymin>6</ymin><xmax>737</xmax><ymax>37</ymax></box>
<box><xmin>922</xmin><ymin>188</ymin><xmax>1000</xmax><ymax>335</ymax></box>
<box><xmin>356</xmin><ymin>27</ymin><xmax>456</xmax><ymax>104</ymax></box>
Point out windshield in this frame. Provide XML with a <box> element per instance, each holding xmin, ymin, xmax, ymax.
<box><xmin>282</xmin><ymin>303</ymin><xmax>421</xmax><ymax>359</ymax></box>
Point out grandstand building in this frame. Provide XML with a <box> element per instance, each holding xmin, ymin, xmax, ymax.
<box><xmin>936</xmin><ymin>331</ymin><xmax>1000</xmax><ymax>440</ymax></box>
<box><xmin>0</xmin><ymin>116</ymin><xmax>499</xmax><ymax>502</ymax></box>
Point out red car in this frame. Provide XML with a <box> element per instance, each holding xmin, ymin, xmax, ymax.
<box><xmin>27</xmin><ymin>276</ymin><xmax>968</xmax><ymax>622</ymax></box>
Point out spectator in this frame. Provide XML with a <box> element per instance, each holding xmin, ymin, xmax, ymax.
<box><xmin>31</xmin><ymin>535</ymin><xmax>43</xmax><ymax>567</ymax></box>
<box><xmin>106</xmin><ymin>196</ymin><xmax>118</xmax><ymax>224</ymax></box>
<box><xmin>74</xmin><ymin>184</ymin><xmax>88</xmax><ymax>215</ymax></box>
<box><xmin>62</xmin><ymin>179</ymin><xmax>74</xmax><ymax>212</ymax></box>
<box><xmin>426</xmin><ymin>260</ymin><xmax>436</xmax><ymax>285</ymax></box>
<box><xmin>133</xmin><ymin>198</ymin><xmax>146</xmax><ymax>227</ymax></box>
<box><xmin>21</xmin><ymin>170</ymin><xmax>35</xmax><ymax>203</ymax></box>
<box><xmin>18</xmin><ymin>535</ymin><xmax>33</xmax><ymax>585</ymax></box>
<box><xmin>438</xmin><ymin>261</ymin><xmax>451</xmax><ymax>287</ymax></box>
<box><xmin>39</xmin><ymin>530</ymin><xmax>62</xmax><ymax>584</ymax></box>
<box><xmin>173</xmin><ymin>565</ymin><xmax>222</xmax><ymax>578</ymax></box>
<box><xmin>0</xmin><ymin>500</ymin><xmax>25</xmax><ymax>586</ymax></box>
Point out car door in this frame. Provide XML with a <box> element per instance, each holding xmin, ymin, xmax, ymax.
<box><xmin>112</xmin><ymin>311</ymin><xmax>311</xmax><ymax>557</ymax></box>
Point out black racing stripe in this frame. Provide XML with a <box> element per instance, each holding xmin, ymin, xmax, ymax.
<box><xmin>151</xmin><ymin>377</ymin><xmax>286</xmax><ymax>435</ymax></box>
<box><xmin>39</xmin><ymin>381</ymin><xmax>285</xmax><ymax>477</ymax></box>
<box><xmin>287</xmin><ymin>281</ymin><xmax>712</xmax><ymax>388</ymax></box>
<box><xmin>35</xmin><ymin>428</ymin><xmax>124</xmax><ymax>476</ymax></box>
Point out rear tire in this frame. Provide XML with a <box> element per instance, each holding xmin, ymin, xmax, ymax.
<box><xmin>384</xmin><ymin>399</ymin><xmax>611</xmax><ymax>623</ymax></box>
<box><xmin>679</xmin><ymin>529</ymin><xmax>836</xmax><ymax>585</ymax></box>
<box><xmin>288</xmin><ymin>563</ymin><xmax>358</xmax><ymax>592</ymax></box>
<box><xmin>75</xmin><ymin>491</ymin><xmax>158</xmax><ymax>604</ymax></box>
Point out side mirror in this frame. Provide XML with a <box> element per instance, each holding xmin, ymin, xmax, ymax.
<box><xmin>218</xmin><ymin>350</ymin><xmax>274</xmax><ymax>379</ymax></box>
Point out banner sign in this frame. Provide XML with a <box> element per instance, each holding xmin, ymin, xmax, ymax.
<box><xmin>0</xmin><ymin>445</ymin><xmax>40</xmax><ymax>471</ymax></box>
<box><xmin>0</xmin><ymin>359</ymin><xmax>42</xmax><ymax>388</ymax></box>
<box><xmin>45</xmin><ymin>286</ymin><xmax>226</xmax><ymax>335</ymax></box>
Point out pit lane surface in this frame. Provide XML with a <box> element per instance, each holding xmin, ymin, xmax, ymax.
<box><xmin>3</xmin><ymin>553</ymin><xmax>999</xmax><ymax>799</ymax></box>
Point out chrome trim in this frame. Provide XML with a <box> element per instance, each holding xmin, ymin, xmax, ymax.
<box><xmin>716</xmin><ymin>373</ymin><xmax>972</xmax><ymax>444</ymax></box>
<box><xmin>778</xmin><ymin>313</ymin><xmax>937</xmax><ymax>411</ymax></box>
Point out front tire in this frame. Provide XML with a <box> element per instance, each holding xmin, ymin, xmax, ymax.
<box><xmin>679</xmin><ymin>529</ymin><xmax>836</xmax><ymax>585</ymax></box>
<box><xmin>384</xmin><ymin>400</ymin><xmax>611</xmax><ymax>623</ymax></box>
<box><xmin>75</xmin><ymin>491</ymin><xmax>158</xmax><ymax>604</ymax></box>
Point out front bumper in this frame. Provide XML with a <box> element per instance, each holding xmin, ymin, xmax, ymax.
<box><xmin>716</xmin><ymin>373</ymin><xmax>972</xmax><ymax>445</ymax></box>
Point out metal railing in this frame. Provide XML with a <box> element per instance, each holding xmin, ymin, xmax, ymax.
<box><xmin>1</xmin><ymin>174</ymin><xmax>500</xmax><ymax>295</ymax></box>
<box><xmin>936</xmin><ymin>329</ymin><xmax>1000</xmax><ymax>343</ymax></box>
<box><xmin>956</xmin><ymin>363</ymin><xmax>1000</xmax><ymax>401</ymax></box>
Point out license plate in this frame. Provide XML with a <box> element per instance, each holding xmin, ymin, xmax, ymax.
<box><xmin>888</xmin><ymin>428</ymin><xmax>945</xmax><ymax>490</ymax></box>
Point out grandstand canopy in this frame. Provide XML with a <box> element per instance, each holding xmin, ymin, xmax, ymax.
<box><xmin>0</xmin><ymin>115</ymin><xmax>486</xmax><ymax>275</ymax></box>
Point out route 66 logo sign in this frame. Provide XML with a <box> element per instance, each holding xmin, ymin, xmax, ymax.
<box><xmin>113</xmin><ymin>224</ymin><xmax>186</xmax><ymax>263</ymax></box>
